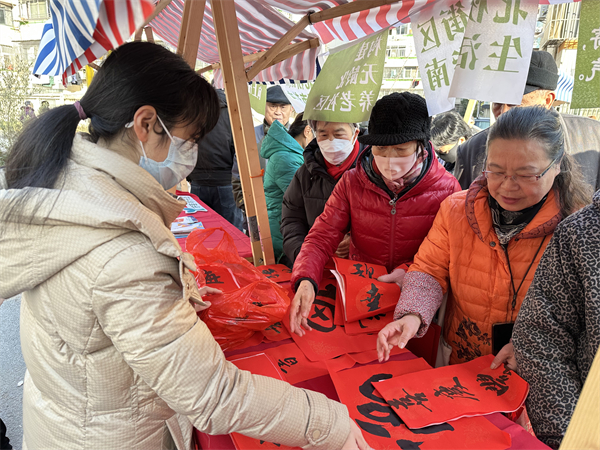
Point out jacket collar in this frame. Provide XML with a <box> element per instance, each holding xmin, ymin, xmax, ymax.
<box><xmin>465</xmin><ymin>175</ymin><xmax>562</xmax><ymax>243</ymax></box>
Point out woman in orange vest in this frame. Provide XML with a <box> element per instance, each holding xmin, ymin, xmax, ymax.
<box><xmin>377</xmin><ymin>106</ymin><xmax>591</xmax><ymax>367</ymax></box>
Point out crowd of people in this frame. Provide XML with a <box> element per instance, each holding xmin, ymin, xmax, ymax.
<box><xmin>1</xmin><ymin>41</ymin><xmax>599</xmax><ymax>450</ymax></box>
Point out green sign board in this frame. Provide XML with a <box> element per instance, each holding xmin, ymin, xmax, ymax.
<box><xmin>304</xmin><ymin>30</ymin><xmax>388</xmax><ymax>122</ymax></box>
<box><xmin>248</xmin><ymin>82</ymin><xmax>267</xmax><ymax>114</ymax></box>
<box><xmin>572</xmin><ymin>0</ymin><xmax>600</xmax><ymax>109</ymax></box>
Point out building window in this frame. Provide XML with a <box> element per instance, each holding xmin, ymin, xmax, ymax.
<box><xmin>21</xmin><ymin>0</ymin><xmax>48</xmax><ymax>20</ymax></box>
<box><xmin>399</xmin><ymin>24</ymin><xmax>409</xmax><ymax>35</ymax></box>
<box><xmin>386</xmin><ymin>45</ymin><xmax>406</xmax><ymax>58</ymax></box>
<box><xmin>0</xmin><ymin>5</ymin><xmax>13</xmax><ymax>26</ymax></box>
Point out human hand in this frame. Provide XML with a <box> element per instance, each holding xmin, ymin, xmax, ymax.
<box><xmin>377</xmin><ymin>314</ymin><xmax>422</xmax><ymax>362</ymax></box>
<box><xmin>377</xmin><ymin>268</ymin><xmax>406</xmax><ymax>287</ymax></box>
<box><xmin>289</xmin><ymin>280</ymin><xmax>315</xmax><ymax>337</ymax></box>
<box><xmin>341</xmin><ymin>419</ymin><xmax>372</xmax><ymax>450</ymax></box>
<box><xmin>490</xmin><ymin>342</ymin><xmax>517</xmax><ymax>371</ymax></box>
<box><xmin>190</xmin><ymin>286</ymin><xmax>222</xmax><ymax>310</ymax></box>
<box><xmin>335</xmin><ymin>234</ymin><xmax>352</xmax><ymax>259</ymax></box>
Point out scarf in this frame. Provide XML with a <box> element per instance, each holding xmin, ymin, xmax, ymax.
<box><xmin>489</xmin><ymin>194</ymin><xmax>548</xmax><ymax>245</ymax></box>
<box><xmin>324</xmin><ymin>139</ymin><xmax>361</xmax><ymax>180</ymax></box>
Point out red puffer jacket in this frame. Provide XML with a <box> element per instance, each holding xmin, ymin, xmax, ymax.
<box><xmin>291</xmin><ymin>146</ymin><xmax>461</xmax><ymax>290</ymax></box>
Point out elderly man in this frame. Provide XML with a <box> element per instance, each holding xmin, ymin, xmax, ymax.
<box><xmin>454</xmin><ymin>51</ymin><xmax>600</xmax><ymax>190</ymax></box>
<box><xmin>281</xmin><ymin>120</ymin><xmax>366</xmax><ymax>264</ymax></box>
<box><xmin>232</xmin><ymin>85</ymin><xmax>292</xmax><ymax>217</ymax></box>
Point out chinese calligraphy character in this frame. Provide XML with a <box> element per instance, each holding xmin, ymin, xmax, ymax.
<box><xmin>440</xmin><ymin>1</ymin><xmax>469</xmax><ymax>41</ymax></box>
<box><xmin>425</xmin><ymin>58</ymin><xmax>449</xmax><ymax>91</ymax></box>
<box><xmin>336</xmin><ymin>66</ymin><xmax>361</xmax><ymax>89</ymax></box>
<box><xmin>325</xmin><ymin>92</ymin><xmax>340</xmax><ymax>111</ymax></box>
<box><xmin>360</xmin><ymin>283</ymin><xmax>382</xmax><ymax>312</ymax></box>
<box><xmin>306</xmin><ymin>299</ymin><xmax>336</xmax><ymax>333</ymax></box>
<box><xmin>484</xmin><ymin>36</ymin><xmax>522</xmax><ymax>73</ymax></box>
<box><xmin>368</xmin><ymin>34</ymin><xmax>383</xmax><ymax>57</ymax></box>
<box><xmin>591</xmin><ymin>28</ymin><xmax>600</xmax><ymax>50</ymax></box>
<box><xmin>355</xmin><ymin>41</ymin><xmax>371</xmax><ymax>61</ymax></box>
<box><xmin>259</xmin><ymin>441</ymin><xmax>281</xmax><ymax>447</ymax></box>
<box><xmin>360</xmin><ymin>64</ymin><xmax>378</xmax><ymax>84</ymax></box>
<box><xmin>417</xmin><ymin>17</ymin><xmax>441</xmax><ymax>53</ymax></box>
<box><xmin>204</xmin><ymin>270</ymin><xmax>223</xmax><ymax>284</ymax></box>
<box><xmin>358</xmin><ymin>313</ymin><xmax>386</xmax><ymax>329</ymax></box>
<box><xmin>277</xmin><ymin>357</ymin><xmax>298</xmax><ymax>374</ymax></box>
<box><xmin>340</xmin><ymin>91</ymin><xmax>356</xmax><ymax>112</ymax></box>
<box><xmin>469</xmin><ymin>0</ymin><xmax>488</xmax><ymax>23</ymax></box>
<box><xmin>453</xmin><ymin>34</ymin><xmax>482</xmax><ymax>70</ymax></box>
<box><xmin>262</xmin><ymin>268</ymin><xmax>279</xmax><ymax>279</ymax></box>
<box><xmin>494</xmin><ymin>0</ymin><xmax>528</xmax><ymax>26</ymax></box>
<box><xmin>434</xmin><ymin>376</ymin><xmax>480</xmax><ymax>401</ymax></box>
<box><xmin>476</xmin><ymin>372</ymin><xmax>510</xmax><ymax>396</ymax></box>
<box><xmin>314</xmin><ymin>95</ymin><xmax>330</xmax><ymax>111</ymax></box>
<box><xmin>351</xmin><ymin>263</ymin><xmax>375</xmax><ymax>278</ymax></box>
<box><xmin>585</xmin><ymin>58</ymin><xmax>600</xmax><ymax>82</ymax></box>
<box><xmin>388</xmin><ymin>389</ymin><xmax>432</xmax><ymax>412</ymax></box>
<box><xmin>265</xmin><ymin>322</ymin><xmax>283</xmax><ymax>334</ymax></box>
<box><xmin>359</xmin><ymin>90</ymin><xmax>375</xmax><ymax>112</ymax></box>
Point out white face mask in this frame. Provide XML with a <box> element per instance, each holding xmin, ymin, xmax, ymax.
<box><xmin>127</xmin><ymin>116</ymin><xmax>198</xmax><ymax>190</ymax></box>
<box><xmin>374</xmin><ymin>151</ymin><xmax>418</xmax><ymax>181</ymax></box>
<box><xmin>318</xmin><ymin>137</ymin><xmax>355</xmax><ymax>165</ymax></box>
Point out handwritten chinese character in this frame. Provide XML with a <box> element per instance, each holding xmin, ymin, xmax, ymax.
<box><xmin>360</xmin><ymin>64</ymin><xmax>378</xmax><ymax>84</ymax></box>
<box><xmin>351</xmin><ymin>263</ymin><xmax>375</xmax><ymax>278</ymax></box>
<box><xmin>262</xmin><ymin>268</ymin><xmax>279</xmax><ymax>279</ymax></box>
<box><xmin>368</xmin><ymin>34</ymin><xmax>383</xmax><ymax>58</ymax></box>
<box><xmin>360</xmin><ymin>283</ymin><xmax>382</xmax><ymax>312</ymax></box>
<box><xmin>494</xmin><ymin>0</ymin><xmax>528</xmax><ymax>26</ymax></box>
<box><xmin>469</xmin><ymin>0</ymin><xmax>488</xmax><ymax>23</ymax></box>
<box><xmin>340</xmin><ymin>91</ymin><xmax>356</xmax><ymax>112</ymax></box>
<box><xmin>476</xmin><ymin>372</ymin><xmax>510</xmax><ymax>396</ymax></box>
<box><xmin>453</xmin><ymin>34</ymin><xmax>482</xmax><ymax>70</ymax></box>
<box><xmin>434</xmin><ymin>376</ymin><xmax>480</xmax><ymax>401</ymax></box>
<box><xmin>259</xmin><ymin>441</ymin><xmax>281</xmax><ymax>447</ymax></box>
<box><xmin>265</xmin><ymin>322</ymin><xmax>283</xmax><ymax>334</ymax></box>
<box><xmin>388</xmin><ymin>389</ymin><xmax>432</xmax><ymax>412</ymax></box>
<box><xmin>204</xmin><ymin>270</ymin><xmax>223</xmax><ymax>284</ymax></box>
<box><xmin>585</xmin><ymin>58</ymin><xmax>600</xmax><ymax>82</ymax></box>
<box><xmin>336</xmin><ymin>66</ymin><xmax>361</xmax><ymax>89</ymax></box>
<box><xmin>306</xmin><ymin>299</ymin><xmax>336</xmax><ymax>333</ymax></box>
<box><xmin>277</xmin><ymin>357</ymin><xmax>298</xmax><ymax>374</ymax></box>
<box><xmin>358</xmin><ymin>313</ymin><xmax>386</xmax><ymax>329</ymax></box>
<box><xmin>325</xmin><ymin>92</ymin><xmax>340</xmax><ymax>111</ymax></box>
<box><xmin>425</xmin><ymin>58</ymin><xmax>449</xmax><ymax>91</ymax></box>
<box><xmin>355</xmin><ymin>41</ymin><xmax>371</xmax><ymax>62</ymax></box>
<box><xmin>591</xmin><ymin>28</ymin><xmax>600</xmax><ymax>50</ymax></box>
<box><xmin>484</xmin><ymin>36</ymin><xmax>522</xmax><ymax>73</ymax></box>
<box><xmin>440</xmin><ymin>1</ymin><xmax>469</xmax><ymax>41</ymax></box>
<box><xmin>418</xmin><ymin>17</ymin><xmax>441</xmax><ymax>53</ymax></box>
<box><xmin>314</xmin><ymin>95</ymin><xmax>330</xmax><ymax>111</ymax></box>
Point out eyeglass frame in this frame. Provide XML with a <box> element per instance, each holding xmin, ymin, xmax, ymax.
<box><xmin>482</xmin><ymin>153</ymin><xmax>563</xmax><ymax>184</ymax></box>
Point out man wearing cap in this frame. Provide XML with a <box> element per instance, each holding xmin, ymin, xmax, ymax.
<box><xmin>454</xmin><ymin>50</ymin><xmax>600</xmax><ymax>190</ymax></box>
<box><xmin>232</xmin><ymin>85</ymin><xmax>292</xmax><ymax>215</ymax></box>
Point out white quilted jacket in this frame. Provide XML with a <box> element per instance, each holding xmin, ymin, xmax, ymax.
<box><xmin>0</xmin><ymin>135</ymin><xmax>349</xmax><ymax>450</ymax></box>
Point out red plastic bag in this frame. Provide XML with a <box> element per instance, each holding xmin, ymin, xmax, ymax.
<box><xmin>186</xmin><ymin>227</ymin><xmax>291</xmax><ymax>351</ymax></box>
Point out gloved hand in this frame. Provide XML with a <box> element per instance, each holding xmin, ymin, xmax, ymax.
<box><xmin>377</xmin><ymin>268</ymin><xmax>406</xmax><ymax>287</ymax></box>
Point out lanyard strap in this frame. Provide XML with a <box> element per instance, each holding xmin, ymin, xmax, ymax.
<box><xmin>504</xmin><ymin>236</ymin><xmax>548</xmax><ymax>310</ymax></box>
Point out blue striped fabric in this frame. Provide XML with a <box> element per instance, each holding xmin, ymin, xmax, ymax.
<box><xmin>556</xmin><ymin>70</ymin><xmax>574</xmax><ymax>103</ymax></box>
<box><xmin>33</xmin><ymin>0</ymin><xmax>101</xmax><ymax>77</ymax></box>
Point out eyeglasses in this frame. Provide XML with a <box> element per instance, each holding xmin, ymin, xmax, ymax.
<box><xmin>482</xmin><ymin>156</ymin><xmax>561</xmax><ymax>185</ymax></box>
<box><xmin>266</xmin><ymin>103</ymin><xmax>291</xmax><ymax>112</ymax></box>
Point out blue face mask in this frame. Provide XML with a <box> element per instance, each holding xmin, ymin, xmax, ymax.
<box><xmin>127</xmin><ymin>116</ymin><xmax>198</xmax><ymax>190</ymax></box>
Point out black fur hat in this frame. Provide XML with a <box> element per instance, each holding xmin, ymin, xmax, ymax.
<box><xmin>358</xmin><ymin>92</ymin><xmax>431</xmax><ymax>146</ymax></box>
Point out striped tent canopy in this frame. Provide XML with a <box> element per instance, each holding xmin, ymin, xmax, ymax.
<box><xmin>556</xmin><ymin>70</ymin><xmax>574</xmax><ymax>104</ymax></box>
<box><xmin>34</xmin><ymin>0</ymin><xmax>581</xmax><ymax>85</ymax></box>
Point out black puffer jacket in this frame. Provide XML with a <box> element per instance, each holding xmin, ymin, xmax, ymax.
<box><xmin>188</xmin><ymin>89</ymin><xmax>235</xmax><ymax>186</ymax></box>
<box><xmin>281</xmin><ymin>138</ymin><xmax>360</xmax><ymax>264</ymax></box>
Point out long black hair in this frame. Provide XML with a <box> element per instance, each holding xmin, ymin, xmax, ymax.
<box><xmin>288</xmin><ymin>113</ymin><xmax>308</xmax><ymax>139</ymax></box>
<box><xmin>4</xmin><ymin>42</ymin><xmax>219</xmax><ymax>193</ymax></box>
<box><xmin>487</xmin><ymin>106</ymin><xmax>592</xmax><ymax>217</ymax></box>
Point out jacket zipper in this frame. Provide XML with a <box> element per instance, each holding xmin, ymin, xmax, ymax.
<box><xmin>389</xmin><ymin>198</ymin><xmax>398</xmax><ymax>269</ymax></box>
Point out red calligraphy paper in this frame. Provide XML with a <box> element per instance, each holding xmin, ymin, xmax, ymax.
<box><xmin>325</xmin><ymin>347</ymin><xmax>410</xmax><ymax>374</ymax></box>
<box><xmin>228</xmin><ymin>354</ymin><xmax>301</xmax><ymax>450</ymax></box>
<box><xmin>345</xmin><ymin>310</ymin><xmax>395</xmax><ymax>335</ymax></box>
<box><xmin>257</xmin><ymin>264</ymin><xmax>293</xmax><ymax>283</ymax></box>
<box><xmin>375</xmin><ymin>354</ymin><xmax>529</xmax><ymax>429</ymax></box>
<box><xmin>262</xmin><ymin>320</ymin><xmax>292</xmax><ymax>341</ymax></box>
<box><xmin>284</xmin><ymin>279</ymin><xmax>378</xmax><ymax>361</ymax></box>
<box><xmin>196</xmin><ymin>264</ymin><xmax>240</xmax><ymax>292</ymax></box>
<box><xmin>332</xmin><ymin>258</ymin><xmax>402</xmax><ymax>322</ymax></box>
<box><xmin>264</xmin><ymin>343</ymin><xmax>328</xmax><ymax>384</ymax></box>
<box><xmin>329</xmin><ymin>358</ymin><xmax>511</xmax><ymax>450</ymax></box>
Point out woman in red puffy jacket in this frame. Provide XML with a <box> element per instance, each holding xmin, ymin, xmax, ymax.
<box><xmin>289</xmin><ymin>92</ymin><xmax>461</xmax><ymax>335</ymax></box>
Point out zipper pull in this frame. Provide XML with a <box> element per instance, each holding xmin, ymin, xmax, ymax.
<box><xmin>390</xmin><ymin>199</ymin><xmax>397</xmax><ymax>215</ymax></box>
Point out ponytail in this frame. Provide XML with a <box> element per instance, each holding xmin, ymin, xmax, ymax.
<box><xmin>554</xmin><ymin>153</ymin><xmax>593</xmax><ymax>217</ymax></box>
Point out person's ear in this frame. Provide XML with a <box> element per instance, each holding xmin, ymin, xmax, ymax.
<box><xmin>131</xmin><ymin>105</ymin><xmax>158</xmax><ymax>143</ymax></box>
<box><xmin>459</xmin><ymin>136</ymin><xmax>467</xmax><ymax>145</ymax></box>
<box><xmin>544</xmin><ymin>91</ymin><xmax>556</xmax><ymax>109</ymax></box>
